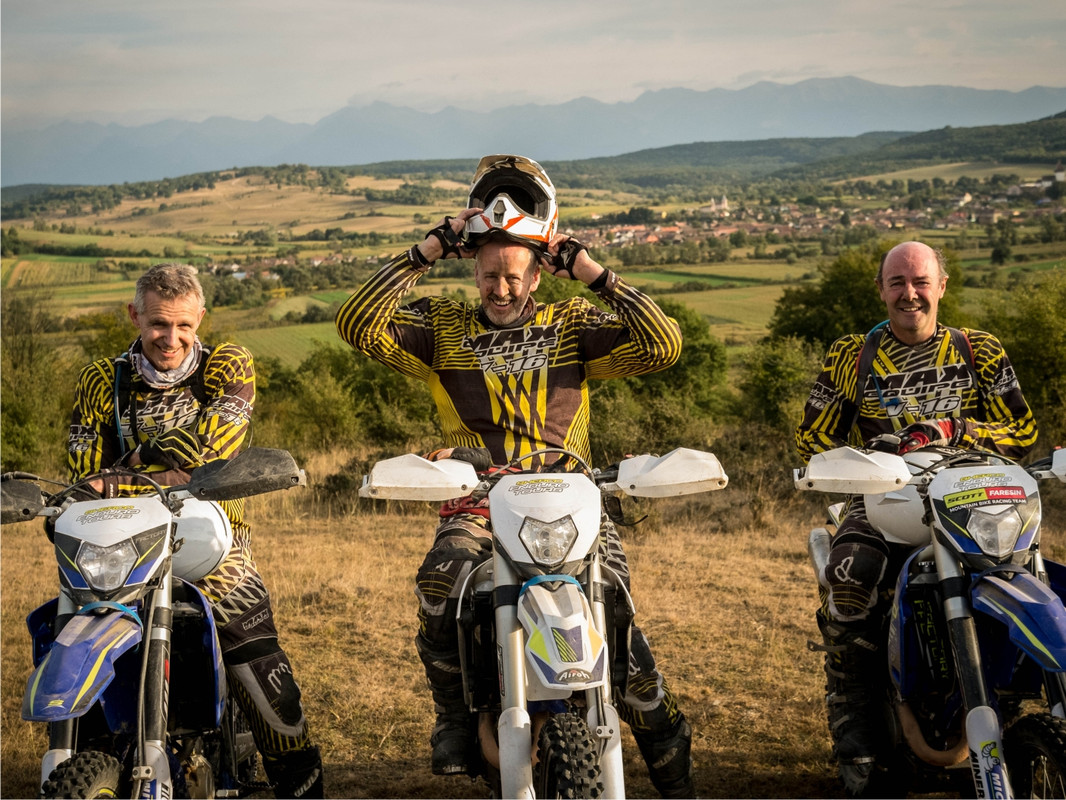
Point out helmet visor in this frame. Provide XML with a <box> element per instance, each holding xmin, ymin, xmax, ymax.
<box><xmin>463</xmin><ymin>155</ymin><xmax>557</xmax><ymax>249</ymax></box>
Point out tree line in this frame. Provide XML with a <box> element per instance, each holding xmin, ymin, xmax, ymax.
<box><xmin>3</xmin><ymin>242</ymin><xmax>1062</xmax><ymax>518</ymax></box>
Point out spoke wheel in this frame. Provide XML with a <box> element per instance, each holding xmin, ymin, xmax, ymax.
<box><xmin>1004</xmin><ymin>713</ymin><xmax>1066</xmax><ymax>799</ymax></box>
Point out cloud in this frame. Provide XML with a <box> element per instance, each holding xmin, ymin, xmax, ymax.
<box><xmin>2</xmin><ymin>0</ymin><xmax>1064</xmax><ymax>129</ymax></box>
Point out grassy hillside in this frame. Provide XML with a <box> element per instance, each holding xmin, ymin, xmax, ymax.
<box><xmin>773</xmin><ymin>111</ymin><xmax>1066</xmax><ymax>181</ymax></box>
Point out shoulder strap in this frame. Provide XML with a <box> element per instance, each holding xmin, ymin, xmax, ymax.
<box><xmin>946</xmin><ymin>327</ymin><xmax>982</xmax><ymax>417</ymax></box>
<box><xmin>113</xmin><ymin>353</ymin><xmax>133</xmax><ymax>457</ymax></box>
<box><xmin>839</xmin><ymin>321</ymin><xmax>890</xmax><ymax>438</ymax></box>
<box><xmin>111</xmin><ymin>346</ymin><xmax>214</xmax><ymax>456</ymax></box>
<box><xmin>187</xmin><ymin>344</ymin><xmax>212</xmax><ymax>405</ymax></box>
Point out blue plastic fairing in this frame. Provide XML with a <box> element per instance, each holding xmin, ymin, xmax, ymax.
<box><xmin>971</xmin><ymin>572</ymin><xmax>1066</xmax><ymax>671</ymax></box>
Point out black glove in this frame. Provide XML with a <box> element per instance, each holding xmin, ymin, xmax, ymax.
<box><xmin>448</xmin><ymin>447</ymin><xmax>493</xmax><ymax>472</ymax></box>
<box><xmin>426</xmin><ymin>216</ymin><xmax>463</xmax><ymax>260</ymax></box>
<box><xmin>140</xmin><ymin>428</ymin><xmax>204</xmax><ymax>471</ymax></box>
<box><xmin>424</xmin><ymin>446</ymin><xmax>493</xmax><ymax>472</ymax></box>
<box><xmin>868</xmin><ymin>419</ymin><xmax>959</xmax><ymax>454</ymax></box>
<box><xmin>550</xmin><ymin>237</ymin><xmax>589</xmax><ymax>280</ymax></box>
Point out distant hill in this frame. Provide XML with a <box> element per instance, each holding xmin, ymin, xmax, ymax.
<box><xmin>772</xmin><ymin>111</ymin><xmax>1066</xmax><ymax>181</ymax></box>
<box><xmin>3</xmin><ymin>77</ymin><xmax>1066</xmax><ymax>187</ymax></box>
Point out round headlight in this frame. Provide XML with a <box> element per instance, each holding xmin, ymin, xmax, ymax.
<box><xmin>519</xmin><ymin>516</ymin><xmax>579</xmax><ymax>568</ymax></box>
<box><xmin>968</xmin><ymin>507</ymin><xmax>1023</xmax><ymax>560</ymax></box>
<box><xmin>77</xmin><ymin>539</ymin><xmax>139</xmax><ymax>593</ymax></box>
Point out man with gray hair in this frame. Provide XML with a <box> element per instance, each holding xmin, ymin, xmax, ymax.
<box><xmin>69</xmin><ymin>262</ymin><xmax>323</xmax><ymax>798</ymax></box>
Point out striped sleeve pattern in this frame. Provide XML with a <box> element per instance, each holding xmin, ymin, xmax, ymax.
<box><xmin>335</xmin><ymin>250</ymin><xmax>434</xmax><ymax>381</ymax></box>
<box><xmin>795</xmin><ymin>326</ymin><xmax>1038</xmax><ymax>463</ymax></box>
<box><xmin>583</xmin><ymin>272</ymin><xmax>683</xmax><ymax>380</ymax></box>
<box><xmin>957</xmin><ymin>328</ymin><xmax>1038</xmax><ymax>459</ymax></box>
<box><xmin>794</xmin><ymin>334</ymin><xmax>865</xmax><ymax>463</ymax></box>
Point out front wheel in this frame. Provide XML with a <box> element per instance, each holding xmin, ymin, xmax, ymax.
<box><xmin>41</xmin><ymin>751</ymin><xmax>122</xmax><ymax>799</ymax></box>
<box><xmin>1004</xmin><ymin>713</ymin><xmax>1066</xmax><ymax>798</ymax></box>
<box><xmin>535</xmin><ymin>712</ymin><xmax>603</xmax><ymax>799</ymax></box>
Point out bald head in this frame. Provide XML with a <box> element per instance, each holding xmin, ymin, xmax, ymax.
<box><xmin>877</xmin><ymin>241</ymin><xmax>946</xmax><ymax>286</ymax></box>
<box><xmin>876</xmin><ymin>241</ymin><xmax>947</xmax><ymax>345</ymax></box>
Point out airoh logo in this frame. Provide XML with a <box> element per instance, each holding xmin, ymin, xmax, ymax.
<box><xmin>555</xmin><ymin>668</ymin><xmax>592</xmax><ymax>683</ymax></box>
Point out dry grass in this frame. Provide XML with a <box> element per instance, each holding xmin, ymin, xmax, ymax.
<box><xmin>4</xmin><ymin>462</ymin><xmax>1062</xmax><ymax>798</ymax></box>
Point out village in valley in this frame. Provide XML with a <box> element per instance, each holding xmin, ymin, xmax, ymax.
<box><xmin>211</xmin><ymin>161</ymin><xmax>1066</xmax><ymax>279</ymax></box>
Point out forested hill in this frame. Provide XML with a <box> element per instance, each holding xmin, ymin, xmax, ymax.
<box><xmin>4</xmin><ymin>113</ymin><xmax>1065</xmax><ymax>217</ymax></box>
<box><xmin>772</xmin><ymin>111</ymin><xmax>1066</xmax><ymax>181</ymax></box>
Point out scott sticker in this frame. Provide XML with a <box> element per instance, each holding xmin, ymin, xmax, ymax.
<box><xmin>944</xmin><ymin>486</ymin><xmax>1025</xmax><ymax>510</ymax></box>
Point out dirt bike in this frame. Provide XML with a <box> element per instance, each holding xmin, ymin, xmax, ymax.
<box><xmin>1</xmin><ymin>447</ymin><xmax>306</xmax><ymax>799</ymax></box>
<box><xmin>360</xmin><ymin>446</ymin><xmax>728</xmax><ymax>799</ymax></box>
<box><xmin>795</xmin><ymin>444</ymin><xmax>1066</xmax><ymax>798</ymax></box>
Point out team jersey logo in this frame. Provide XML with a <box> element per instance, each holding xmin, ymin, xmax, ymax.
<box><xmin>464</xmin><ymin>325</ymin><xmax>560</xmax><ymax>376</ymax></box>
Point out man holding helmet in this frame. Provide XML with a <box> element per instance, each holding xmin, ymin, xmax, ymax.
<box><xmin>337</xmin><ymin>155</ymin><xmax>694</xmax><ymax>796</ymax></box>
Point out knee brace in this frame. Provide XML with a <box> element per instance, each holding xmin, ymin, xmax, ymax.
<box><xmin>823</xmin><ymin>536</ymin><xmax>889</xmax><ymax>624</ymax></box>
<box><xmin>227</xmin><ymin>638</ymin><xmax>308</xmax><ymax>742</ymax></box>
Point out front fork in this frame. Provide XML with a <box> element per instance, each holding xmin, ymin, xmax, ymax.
<box><xmin>494</xmin><ymin>551</ymin><xmax>626</xmax><ymax>799</ymax></box>
<box><xmin>584</xmin><ymin>555</ymin><xmax>624</xmax><ymax>800</ymax></box>
<box><xmin>134</xmin><ymin>577</ymin><xmax>174</xmax><ymax>799</ymax></box>
<box><xmin>40</xmin><ymin>597</ymin><xmax>76</xmax><ymax>790</ymax></box>
<box><xmin>934</xmin><ymin>539</ymin><xmax>1012</xmax><ymax>799</ymax></box>
<box><xmin>494</xmin><ymin>551</ymin><xmax>534</xmax><ymax>800</ymax></box>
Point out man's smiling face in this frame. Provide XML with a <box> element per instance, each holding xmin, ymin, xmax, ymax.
<box><xmin>474</xmin><ymin>241</ymin><xmax>541</xmax><ymax>327</ymax></box>
<box><xmin>128</xmin><ymin>289</ymin><xmax>205</xmax><ymax>371</ymax></box>
<box><xmin>877</xmin><ymin>242</ymin><xmax>946</xmax><ymax>345</ymax></box>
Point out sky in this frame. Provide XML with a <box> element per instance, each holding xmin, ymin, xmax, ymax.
<box><xmin>3</xmin><ymin>0</ymin><xmax>1065</xmax><ymax>131</ymax></box>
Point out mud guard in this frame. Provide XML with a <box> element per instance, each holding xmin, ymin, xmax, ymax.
<box><xmin>971</xmin><ymin>571</ymin><xmax>1066</xmax><ymax>672</ymax></box>
<box><xmin>22</xmin><ymin>606</ymin><xmax>142</xmax><ymax>721</ymax></box>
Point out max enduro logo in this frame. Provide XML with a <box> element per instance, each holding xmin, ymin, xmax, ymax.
<box><xmin>464</xmin><ymin>325</ymin><xmax>559</xmax><ymax>376</ymax></box>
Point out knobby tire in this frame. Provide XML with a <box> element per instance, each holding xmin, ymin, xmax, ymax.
<box><xmin>535</xmin><ymin>712</ymin><xmax>603</xmax><ymax>799</ymax></box>
<box><xmin>41</xmin><ymin>751</ymin><xmax>122</xmax><ymax>799</ymax></box>
<box><xmin>1004</xmin><ymin>713</ymin><xmax>1066</xmax><ymax>799</ymax></box>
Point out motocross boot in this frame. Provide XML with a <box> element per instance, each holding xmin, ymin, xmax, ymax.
<box><xmin>429</xmin><ymin>696</ymin><xmax>474</xmax><ymax>776</ymax></box>
<box><xmin>264</xmin><ymin>745</ymin><xmax>324</xmax><ymax>799</ymax></box>
<box><xmin>815</xmin><ymin>617</ymin><xmax>886</xmax><ymax>764</ymax></box>
<box><xmin>417</xmin><ymin>634</ymin><xmax>475</xmax><ymax>776</ymax></box>
<box><xmin>633</xmin><ymin>715</ymin><xmax>695</xmax><ymax>799</ymax></box>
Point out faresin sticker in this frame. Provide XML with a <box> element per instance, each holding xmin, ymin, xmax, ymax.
<box><xmin>945</xmin><ymin>486</ymin><xmax>1026</xmax><ymax>510</ymax></box>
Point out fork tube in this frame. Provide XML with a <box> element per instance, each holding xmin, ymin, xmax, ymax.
<box><xmin>934</xmin><ymin>539</ymin><xmax>1011</xmax><ymax>798</ymax></box>
<box><xmin>586</xmin><ymin>555</ymin><xmax>624</xmax><ymax>799</ymax></box>
<box><xmin>135</xmin><ymin>577</ymin><xmax>174</xmax><ymax>798</ymax></box>
<box><xmin>493</xmin><ymin>550</ymin><xmax>533</xmax><ymax>799</ymax></box>
<box><xmin>39</xmin><ymin>595</ymin><xmax>77</xmax><ymax>791</ymax></box>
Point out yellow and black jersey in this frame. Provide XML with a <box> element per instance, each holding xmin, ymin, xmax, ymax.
<box><xmin>336</xmin><ymin>250</ymin><xmax>682</xmax><ymax>465</ymax></box>
<box><xmin>796</xmin><ymin>324</ymin><xmax>1037</xmax><ymax>463</ymax></box>
<box><xmin>68</xmin><ymin>341</ymin><xmax>255</xmax><ymax>521</ymax></box>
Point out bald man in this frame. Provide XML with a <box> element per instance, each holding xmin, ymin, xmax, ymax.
<box><xmin>795</xmin><ymin>241</ymin><xmax>1038</xmax><ymax>765</ymax></box>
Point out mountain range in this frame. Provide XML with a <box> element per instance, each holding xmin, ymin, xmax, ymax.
<box><xmin>3</xmin><ymin>77</ymin><xmax>1066</xmax><ymax>188</ymax></box>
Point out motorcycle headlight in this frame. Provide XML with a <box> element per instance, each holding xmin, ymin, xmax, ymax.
<box><xmin>968</xmin><ymin>507</ymin><xmax>1023</xmax><ymax>560</ymax></box>
<box><xmin>519</xmin><ymin>516</ymin><xmax>579</xmax><ymax>568</ymax></box>
<box><xmin>77</xmin><ymin>539</ymin><xmax>139</xmax><ymax>593</ymax></box>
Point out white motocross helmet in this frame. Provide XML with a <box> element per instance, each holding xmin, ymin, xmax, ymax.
<box><xmin>462</xmin><ymin>154</ymin><xmax>558</xmax><ymax>251</ymax></box>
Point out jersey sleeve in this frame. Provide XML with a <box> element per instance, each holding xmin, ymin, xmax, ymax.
<box><xmin>68</xmin><ymin>358</ymin><xmax>122</xmax><ymax>482</ymax></box>
<box><xmin>955</xmin><ymin>329</ymin><xmax>1038</xmax><ymax>459</ymax></box>
<box><xmin>335</xmin><ymin>250</ymin><xmax>435</xmax><ymax>382</ymax></box>
<box><xmin>794</xmin><ymin>335</ymin><xmax>865</xmax><ymax>463</ymax></box>
<box><xmin>581</xmin><ymin>272</ymin><xmax>683</xmax><ymax>380</ymax></box>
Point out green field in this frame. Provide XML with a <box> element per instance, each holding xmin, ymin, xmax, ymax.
<box><xmin>228</xmin><ymin>322</ymin><xmax>340</xmax><ymax>367</ymax></box>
